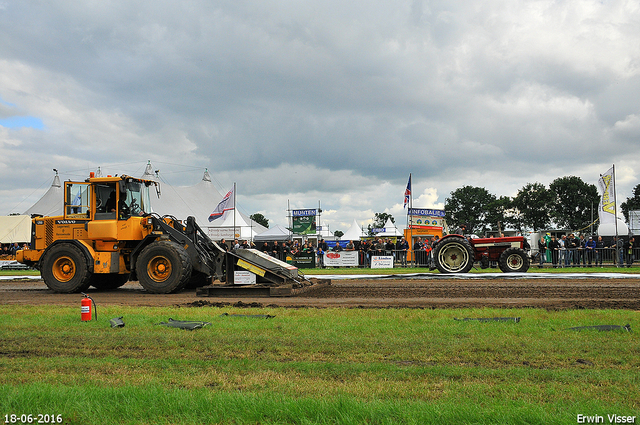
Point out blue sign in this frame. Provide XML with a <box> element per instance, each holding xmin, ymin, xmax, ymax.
<box><xmin>408</xmin><ymin>208</ymin><xmax>445</xmax><ymax>217</ymax></box>
<box><xmin>292</xmin><ymin>209</ymin><xmax>317</xmax><ymax>217</ymax></box>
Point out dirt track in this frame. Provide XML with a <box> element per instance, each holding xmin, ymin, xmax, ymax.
<box><xmin>2</xmin><ymin>275</ymin><xmax>640</xmax><ymax>309</ymax></box>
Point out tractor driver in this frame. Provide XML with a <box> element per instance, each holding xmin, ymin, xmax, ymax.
<box><xmin>453</xmin><ymin>223</ymin><xmax>467</xmax><ymax>235</ymax></box>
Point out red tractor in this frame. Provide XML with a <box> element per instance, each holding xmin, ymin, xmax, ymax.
<box><xmin>432</xmin><ymin>234</ymin><xmax>530</xmax><ymax>273</ymax></box>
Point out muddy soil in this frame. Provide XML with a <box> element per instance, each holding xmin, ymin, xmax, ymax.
<box><xmin>2</xmin><ymin>275</ymin><xmax>639</xmax><ymax>309</ymax></box>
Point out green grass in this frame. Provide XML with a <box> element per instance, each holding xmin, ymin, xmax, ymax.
<box><xmin>1</xmin><ymin>306</ymin><xmax>638</xmax><ymax>424</ymax></box>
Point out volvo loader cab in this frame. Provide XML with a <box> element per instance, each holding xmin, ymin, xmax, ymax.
<box><xmin>17</xmin><ymin>173</ymin><xmax>225</xmax><ymax>293</ymax></box>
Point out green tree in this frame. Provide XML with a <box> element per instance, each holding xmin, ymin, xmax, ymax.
<box><xmin>549</xmin><ymin>176</ymin><xmax>599</xmax><ymax>230</ymax></box>
<box><xmin>367</xmin><ymin>212</ymin><xmax>395</xmax><ymax>236</ymax></box>
<box><xmin>486</xmin><ymin>195</ymin><xmax>514</xmax><ymax>234</ymax></box>
<box><xmin>512</xmin><ymin>182</ymin><xmax>553</xmax><ymax>231</ymax></box>
<box><xmin>334</xmin><ymin>230</ymin><xmax>344</xmax><ymax>238</ymax></box>
<box><xmin>249</xmin><ymin>213</ymin><xmax>269</xmax><ymax>228</ymax></box>
<box><xmin>444</xmin><ymin>186</ymin><xmax>496</xmax><ymax>235</ymax></box>
<box><xmin>620</xmin><ymin>184</ymin><xmax>640</xmax><ymax>224</ymax></box>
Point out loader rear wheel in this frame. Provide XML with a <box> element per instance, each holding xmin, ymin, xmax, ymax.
<box><xmin>41</xmin><ymin>243</ymin><xmax>91</xmax><ymax>293</ymax></box>
<box><xmin>498</xmin><ymin>248</ymin><xmax>530</xmax><ymax>273</ymax></box>
<box><xmin>433</xmin><ymin>236</ymin><xmax>474</xmax><ymax>274</ymax></box>
<box><xmin>136</xmin><ymin>241</ymin><xmax>192</xmax><ymax>293</ymax></box>
<box><xmin>90</xmin><ymin>273</ymin><xmax>130</xmax><ymax>290</ymax></box>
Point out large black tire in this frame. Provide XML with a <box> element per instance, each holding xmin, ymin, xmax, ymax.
<box><xmin>90</xmin><ymin>273</ymin><xmax>130</xmax><ymax>290</ymax></box>
<box><xmin>433</xmin><ymin>236</ymin><xmax>475</xmax><ymax>273</ymax></box>
<box><xmin>41</xmin><ymin>243</ymin><xmax>92</xmax><ymax>293</ymax></box>
<box><xmin>498</xmin><ymin>248</ymin><xmax>530</xmax><ymax>273</ymax></box>
<box><xmin>136</xmin><ymin>241</ymin><xmax>192</xmax><ymax>293</ymax></box>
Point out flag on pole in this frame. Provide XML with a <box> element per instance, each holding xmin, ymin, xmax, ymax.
<box><xmin>208</xmin><ymin>187</ymin><xmax>235</xmax><ymax>222</ymax></box>
<box><xmin>598</xmin><ymin>166</ymin><xmax>616</xmax><ymax>226</ymax></box>
<box><xmin>403</xmin><ymin>174</ymin><xmax>411</xmax><ymax>209</ymax></box>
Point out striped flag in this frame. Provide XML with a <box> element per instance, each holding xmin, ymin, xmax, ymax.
<box><xmin>208</xmin><ymin>187</ymin><xmax>235</xmax><ymax>222</ymax></box>
<box><xmin>403</xmin><ymin>174</ymin><xmax>411</xmax><ymax>209</ymax></box>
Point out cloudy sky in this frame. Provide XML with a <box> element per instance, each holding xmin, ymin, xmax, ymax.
<box><xmin>1</xmin><ymin>1</ymin><xmax>639</xmax><ymax>232</ymax></box>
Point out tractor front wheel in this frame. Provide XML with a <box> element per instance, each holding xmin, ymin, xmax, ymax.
<box><xmin>433</xmin><ymin>236</ymin><xmax>475</xmax><ymax>273</ymax></box>
<box><xmin>136</xmin><ymin>241</ymin><xmax>192</xmax><ymax>293</ymax></box>
<box><xmin>498</xmin><ymin>248</ymin><xmax>530</xmax><ymax>273</ymax></box>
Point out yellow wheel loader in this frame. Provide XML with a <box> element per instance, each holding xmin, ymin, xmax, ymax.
<box><xmin>16</xmin><ymin>173</ymin><xmax>226</xmax><ymax>293</ymax></box>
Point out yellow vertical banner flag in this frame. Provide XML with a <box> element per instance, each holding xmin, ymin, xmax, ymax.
<box><xmin>598</xmin><ymin>166</ymin><xmax>616</xmax><ymax>225</ymax></box>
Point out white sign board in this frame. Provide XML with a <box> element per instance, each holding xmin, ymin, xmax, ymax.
<box><xmin>234</xmin><ymin>270</ymin><xmax>256</xmax><ymax>285</ymax></box>
<box><xmin>207</xmin><ymin>227</ymin><xmax>237</xmax><ymax>239</ymax></box>
<box><xmin>324</xmin><ymin>251</ymin><xmax>359</xmax><ymax>267</ymax></box>
<box><xmin>371</xmin><ymin>256</ymin><xmax>394</xmax><ymax>268</ymax></box>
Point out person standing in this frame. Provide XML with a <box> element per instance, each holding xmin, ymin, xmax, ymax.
<box><xmin>549</xmin><ymin>236</ymin><xmax>560</xmax><ymax>267</ymax></box>
<box><xmin>537</xmin><ymin>237</ymin><xmax>547</xmax><ymax>268</ymax></box>
<box><xmin>595</xmin><ymin>236</ymin><xmax>605</xmax><ymax>267</ymax></box>
<box><xmin>585</xmin><ymin>236</ymin><xmax>596</xmax><ymax>267</ymax></box>
<box><xmin>397</xmin><ymin>237</ymin><xmax>409</xmax><ymax>267</ymax></box>
<box><xmin>616</xmin><ymin>236</ymin><xmax>625</xmax><ymax>267</ymax></box>
<box><xmin>626</xmin><ymin>237</ymin><xmax>635</xmax><ymax>268</ymax></box>
<box><xmin>543</xmin><ymin>233</ymin><xmax>552</xmax><ymax>263</ymax></box>
<box><xmin>559</xmin><ymin>235</ymin><xmax>567</xmax><ymax>268</ymax></box>
<box><xmin>572</xmin><ymin>234</ymin><xmax>582</xmax><ymax>267</ymax></box>
<box><xmin>413</xmin><ymin>237</ymin><xmax>424</xmax><ymax>267</ymax></box>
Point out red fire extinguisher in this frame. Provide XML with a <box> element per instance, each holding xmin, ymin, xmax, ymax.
<box><xmin>81</xmin><ymin>293</ymin><xmax>97</xmax><ymax>321</ymax></box>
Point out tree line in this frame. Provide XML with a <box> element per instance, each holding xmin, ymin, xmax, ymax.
<box><xmin>445</xmin><ymin>177</ymin><xmax>640</xmax><ymax>236</ymax></box>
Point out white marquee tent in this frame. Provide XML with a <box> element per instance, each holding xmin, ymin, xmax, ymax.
<box><xmin>140</xmin><ymin>162</ymin><xmax>266</xmax><ymax>240</ymax></box>
<box><xmin>377</xmin><ymin>218</ymin><xmax>404</xmax><ymax>237</ymax></box>
<box><xmin>23</xmin><ymin>172</ymin><xmax>63</xmax><ymax>217</ymax></box>
<box><xmin>0</xmin><ymin>215</ymin><xmax>32</xmax><ymax>244</ymax></box>
<box><xmin>340</xmin><ymin>219</ymin><xmax>366</xmax><ymax>241</ymax></box>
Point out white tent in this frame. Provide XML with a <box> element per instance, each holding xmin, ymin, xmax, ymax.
<box><xmin>254</xmin><ymin>224</ymin><xmax>292</xmax><ymax>241</ymax></box>
<box><xmin>141</xmin><ymin>162</ymin><xmax>266</xmax><ymax>239</ymax></box>
<box><xmin>377</xmin><ymin>218</ymin><xmax>404</xmax><ymax>237</ymax></box>
<box><xmin>340</xmin><ymin>219</ymin><xmax>366</xmax><ymax>241</ymax></box>
<box><xmin>23</xmin><ymin>172</ymin><xmax>63</xmax><ymax>217</ymax></box>
<box><xmin>213</xmin><ymin>208</ymin><xmax>262</xmax><ymax>240</ymax></box>
<box><xmin>0</xmin><ymin>215</ymin><xmax>31</xmax><ymax>244</ymax></box>
<box><xmin>598</xmin><ymin>218</ymin><xmax>630</xmax><ymax>236</ymax></box>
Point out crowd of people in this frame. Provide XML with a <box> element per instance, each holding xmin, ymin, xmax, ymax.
<box><xmin>536</xmin><ymin>233</ymin><xmax>636</xmax><ymax>268</ymax></box>
<box><xmin>218</xmin><ymin>236</ymin><xmax>443</xmax><ymax>268</ymax></box>
<box><xmin>0</xmin><ymin>243</ymin><xmax>28</xmax><ymax>259</ymax></box>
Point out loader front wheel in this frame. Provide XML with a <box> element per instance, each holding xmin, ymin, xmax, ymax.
<box><xmin>136</xmin><ymin>241</ymin><xmax>192</xmax><ymax>293</ymax></box>
<box><xmin>41</xmin><ymin>243</ymin><xmax>92</xmax><ymax>293</ymax></box>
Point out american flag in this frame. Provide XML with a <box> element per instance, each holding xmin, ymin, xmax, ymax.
<box><xmin>403</xmin><ymin>174</ymin><xmax>411</xmax><ymax>209</ymax></box>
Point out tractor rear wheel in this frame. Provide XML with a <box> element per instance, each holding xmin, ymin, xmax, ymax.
<box><xmin>433</xmin><ymin>236</ymin><xmax>474</xmax><ymax>273</ymax></box>
<box><xmin>136</xmin><ymin>241</ymin><xmax>192</xmax><ymax>293</ymax></box>
<box><xmin>41</xmin><ymin>243</ymin><xmax>92</xmax><ymax>293</ymax></box>
<box><xmin>498</xmin><ymin>248</ymin><xmax>530</xmax><ymax>273</ymax></box>
<box><xmin>90</xmin><ymin>273</ymin><xmax>130</xmax><ymax>290</ymax></box>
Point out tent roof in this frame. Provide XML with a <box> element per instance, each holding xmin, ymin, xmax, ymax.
<box><xmin>254</xmin><ymin>224</ymin><xmax>292</xmax><ymax>241</ymax></box>
<box><xmin>340</xmin><ymin>219</ymin><xmax>365</xmax><ymax>241</ymax></box>
<box><xmin>378</xmin><ymin>218</ymin><xmax>404</xmax><ymax>237</ymax></box>
<box><xmin>23</xmin><ymin>173</ymin><xmax>63</xmax><ymax>217</ymax></box>
<box><xmin>142</xmin><ymin>162</ymin><xmax>266</xmax><ymax>237</ymax></box>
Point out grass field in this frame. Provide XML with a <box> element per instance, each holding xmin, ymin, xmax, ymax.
<box><xmin>1</xmin><ymin>305</ymin><xmax>638</xmax><ymax>424</ymax></box>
